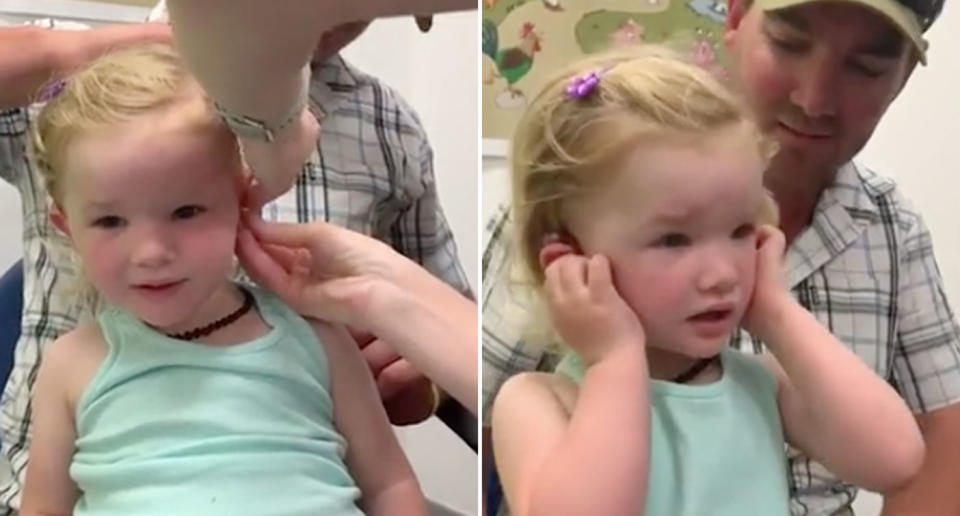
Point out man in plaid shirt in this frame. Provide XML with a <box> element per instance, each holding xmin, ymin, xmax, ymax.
<box><xmin>482</xmin><ymin>0</ymin><xmax>960</xmax><ymax>514</ymax></box>
<box><xmin>0</xmin><ymin>19</ymin><xmax>471</xmax><ymax>513</ymax></box>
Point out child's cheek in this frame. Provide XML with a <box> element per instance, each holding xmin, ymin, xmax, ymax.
<box><xmin>183</xmin><ymin>222</ymin><xmax>240</xmax><ymax>270</ymax></box>
<box><xmin>77</xmin><ymin>236</ymin><xmax>123</xmax><ymax>291</ymax></box>
<box><xmin>610</xmin><ymin>254</ymin><xmax>664</xmax><ymax>318</ymax></box>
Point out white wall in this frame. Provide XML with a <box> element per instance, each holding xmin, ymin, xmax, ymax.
<box><xmin>0</xmin><ymin>188</ymin><xmax>21</xmax><ymax>269</ymax></box>
<box><xmin>0</xmin><ymin>6</ymin><xmax>478</xmax><ymax>516</ymax></box>
<box><xmin>854</xmin><ymin>0</ymin><xmax>960</xmax><ymax>310</ymax></box>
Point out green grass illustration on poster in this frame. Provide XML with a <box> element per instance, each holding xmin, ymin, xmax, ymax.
<box><xmin>482</xmin><ymin>0</ymin><xmax>729</xmax><ymax>147</ymax></box>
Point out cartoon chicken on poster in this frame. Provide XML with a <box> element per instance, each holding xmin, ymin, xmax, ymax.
<box><xmin>482</xmin><ymin>20</ymin><xmax>543</xmax><ymax>109</ymax></box>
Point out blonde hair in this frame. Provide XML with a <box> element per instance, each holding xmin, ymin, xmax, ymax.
<box><xmin>511</xmin><ymin>45</ymin><xmax>778</xmax><ymax>288</ymax></box>
<box><xmin>32</xmin><ymin>42</ymin><xmax>225</xmax><ymax>206</ymax></box>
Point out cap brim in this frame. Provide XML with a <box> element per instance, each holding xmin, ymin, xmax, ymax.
<box><xmin>756</xmin><ymin>0</ymin><xmax>928</xmax><ymax>64</ymax></box>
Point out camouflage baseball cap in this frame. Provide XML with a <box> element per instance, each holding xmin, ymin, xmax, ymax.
<box><xmin>756</xmin><ymin>0</ymin><xmax>944</xmax><ymax>64</ymax></box>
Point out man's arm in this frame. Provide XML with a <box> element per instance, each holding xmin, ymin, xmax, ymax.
<box><xmin>879</xmin><ymin>205</ymin><xmax>960</xmax><ymax>514</ymax></box>
<box><xmin>0</xmin><ymin>23</ymin><xmax>170</xmax><ymax>110</ymax></box>
<box><xmin>881</xmin><ymin>404</ymin><xmax>960</xmax><ymax>515</ymax></box>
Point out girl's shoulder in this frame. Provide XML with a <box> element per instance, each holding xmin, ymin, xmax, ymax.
<box><xmin>46</xmin><ymin>323</ymin><xmax>109</xmax><ymax>413</ymax></box>
<box><xmin>47</xmin><ymin>323</ymin><xmax>108</xmax><ymax>366</ymax></box>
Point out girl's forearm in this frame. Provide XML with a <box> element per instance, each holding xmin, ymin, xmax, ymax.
<box><xmin>525</xmin><ymin>347</ymin><xmax>649</xmax><ymax>516</ymax></box>
<box><xmin>760</xmin><ymin>298</ymin><xmax>924</xmax><ymax>491</ymax></box>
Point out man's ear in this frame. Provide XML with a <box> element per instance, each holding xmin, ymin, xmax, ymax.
<box><xmin>50</xmin><ymin>204</ymin><xmax>71</xmax><ymax>238</ymax></box>
<box><xmin>237</xmin><ymin>166</ymin><xmax>257</xmax><ymax>210</ymax></box>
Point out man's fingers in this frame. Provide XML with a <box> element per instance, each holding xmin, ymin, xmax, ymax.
<box><xmin>376</xmin><ymin>359</ymin><xmax>422</xmax><ymax>400</ymax></box>
<box><xmin>348</xmin><ymin>327</ymin><xmax>376</xmax><ymax>348</ymax></box>
<box><xmin>382</xmin><ymin>376</ymin><xmax>435</xmax><ymax>426</ymax></box>
<box><xmin>360</xmin><ymin>338</ymin><xmax>401</xmax><ymax>377</ymax></box>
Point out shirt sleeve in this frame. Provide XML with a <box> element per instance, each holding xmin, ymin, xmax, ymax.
<box><xmin>481</xmin><ymin>205</ymin><xmax>551</xmax><ymax>425</ymax></box>
<box><xmin>892</xmin><ymin>205</ymin><xmax>960</xmax><ymax>413</ymax></box>
<box><xmin>0</xmin><ymin>109</ymin><xmax>29</xmax><ymax>185</ymax></box>
<box><xmin>388</xmin><ymin>119</ymin><xmax>473</xmax><ymax>300</ymax></box>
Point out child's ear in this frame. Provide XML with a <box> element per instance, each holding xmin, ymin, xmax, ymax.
<box><xmin>538</xmin><ymin>229</ymin><xmax>583</xmax><ymax>270</ymax></box>
<box><xmin>238</xmin><ymin>166</ymin><xmax>253</xmax><ymax>191</ymax></box>
<box><xmin>49</xmin><ymin>204</ymin><xmax>71</xmax><ymax>238</ymax></box>
<box><xmin>236</xmin><ymin>166</ymin><xmax>255</xmax><ymax>210</ymax></box>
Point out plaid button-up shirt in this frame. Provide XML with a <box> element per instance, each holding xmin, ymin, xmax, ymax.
<box><xmin>0</xmin><ymin>55</ymin><xmax>470</xmax><ymax>512</ymax></box>
<box><xmin>482</xmin><ymin>162</ymin><xmax>960</xmax><ymax>516</ymax></box>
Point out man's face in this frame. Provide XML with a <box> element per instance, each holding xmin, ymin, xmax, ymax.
<box><xmin>724</xmin><ymin>1</ymin><xmax>915</xmax><ymax>174</ymax></box>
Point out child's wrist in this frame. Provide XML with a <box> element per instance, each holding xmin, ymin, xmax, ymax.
<box><xmin>750</xmin><ymin>292</ymin><xmax>798</xmax><ymax>344</ymax></box>
<box><xmin>583</xmin><ymin>338</ymin><xmax>646</xmax><ymax>369</ymax></box>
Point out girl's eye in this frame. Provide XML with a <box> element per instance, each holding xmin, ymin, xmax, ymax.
<box><xmin>92</xmin><ymin>216</ymin><xmax>125</xmax><ymax>229</ymax></box>
<box><xmin>173</xmin><ymin>205</ymin><xmax>205</xmax><ymax>220</ymax></box>
<box><xmin>732</xmin><ymin>224</ymin><xmax>756</xmax><ymax>239</ymax></box>
<box><xmin>655</xmin><ymin>233</ymin><xmax>691</xmax><ymax>248</ymax></box>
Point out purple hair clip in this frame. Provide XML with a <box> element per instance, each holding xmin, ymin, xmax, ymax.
<box><xmin>565</xmin><ymin>71</ymin><xmax>601</xmax><ymax>99</ymax></box>
<box><xmin>37</xmin><ymin>79</ymin><xmax>67</xmax><ymax>103</ymax></box>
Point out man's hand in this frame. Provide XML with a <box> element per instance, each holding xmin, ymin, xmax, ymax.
<box><xmin>880</xmin><ymin>404</ymin><xmax>960</xmax><ymax>515</ymax></box>
<box><xmin>0</xmin><ymin>22</ymin><xmax>171</xmax><ymax>110</ymax></box>
<box><xmin>350</xmin><ymin>329</ymin><xmax>436</xmax><ymax>426</ymax></box>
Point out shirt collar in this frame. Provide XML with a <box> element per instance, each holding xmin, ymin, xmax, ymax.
<box><xmin>782</xmin><ymin>162</ymin><xmax>884</xmax><ymax>288</ymax></box>
<box><xmin>307</xmin><ymin>55</ymin><xmax>362</xmax><ymax>118</ymax></box>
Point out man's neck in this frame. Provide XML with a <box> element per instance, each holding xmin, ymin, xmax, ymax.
<box><xmin>765</xmin><ymin>156</ymin><xmax>838</xmax><ymax>246</ymax></box>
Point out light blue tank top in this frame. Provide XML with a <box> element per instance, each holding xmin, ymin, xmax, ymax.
<box><xmin>70</xmin><ymin>286</ymin><xmax>362</xmax><ymax>516</ymax></box>
<box><xmin>556</xmin><ymin>348</ymin><xmax>791</xmax><ymax>516</ymax></box>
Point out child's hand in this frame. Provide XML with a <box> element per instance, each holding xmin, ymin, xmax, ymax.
<box><xmin>543</xmin><ymin>253</ymin><xmax>645</xmax><ymax>366</ymax></box>
<box><xmin>742</xmin><ymin>225</ymin><xmax>793</xmax><ymax>340</ymax></box>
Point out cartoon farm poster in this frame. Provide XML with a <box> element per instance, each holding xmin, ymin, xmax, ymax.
<box><xmin>481</xmin><ymin>0</ymin><xmax>729</xmax><ymax>147</ymax></box>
